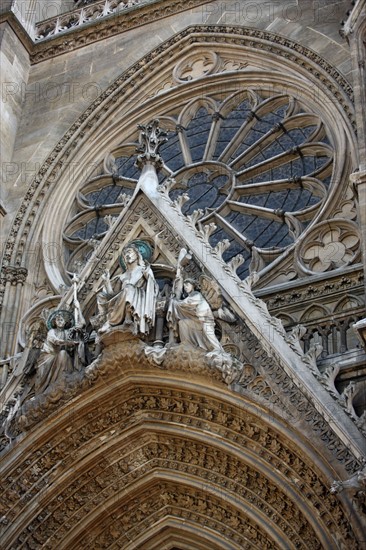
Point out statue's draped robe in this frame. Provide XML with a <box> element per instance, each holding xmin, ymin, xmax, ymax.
<box><xmin>35</xmin><ymin>329</ymin><xmax>74</xmax><ymax>393</ymax></box>
<box><xmin>107</xmin><ymin>265</ymin><xmax>158</xmax><ymax>334</ymax></box>
<box><xmin>168</xmin><ymin>291</ymin><xmax>222</xmax><ymax>351</ymax></box>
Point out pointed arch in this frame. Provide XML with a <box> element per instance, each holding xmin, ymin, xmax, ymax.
<box><xmin>0</xmin><ymin>351</ymin><xmax>362</xmax><ymax>549</ymax></box>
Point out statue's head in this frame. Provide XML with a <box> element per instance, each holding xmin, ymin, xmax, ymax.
<box><xmin>119</xmin><ymin>240</ymin><xmax>153</xmax><ymax>271</ymax></box>
<box><xmin>55</xmin><ymin>314</ymin><xmax>66</xmax><ymax>328</ymax></box>
<box><xmin>47</xmin><ymin>310</ymin><xmax>75</xmax><ymax>330</ymax></box>
<box><xmin>123</xmin><ymin>245</ymin><xmax>140</xmax><ymax>265</ymax></box>
<box><xmin>183</xmin><ymin>278</ymin><xmax>199</xmax><ymax>294</ymax></box>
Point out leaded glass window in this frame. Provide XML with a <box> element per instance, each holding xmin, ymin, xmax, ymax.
<box><xmin>64</xmin><ymin>89</ymin><xmax>332</xmax><ymax>278</ymax></box>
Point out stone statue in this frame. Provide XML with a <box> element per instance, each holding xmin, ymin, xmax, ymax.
<box><xmin>1</xmin><ymin>293</ymin><xmax>87</xmax><ymax>440</ymax></box>
<box><xmin>167</xmin><ymin>249</ymin><xmax>227</xmax><ymax>353</ymax></box>
<box><xmin>330</xmin><ymin>464</ymin><xmax>366</xmax><ymax>512</ymax></box>
<box><xmin>165</xmin><ymin>249</ymin><xmax>238</xmax><ymax>381</ymax></box>
<box><xmin>168</xmin><ymin>277</ymin><xmax>224</xmax><ymax>353</ymax></box>
<box><xmin>98</xmin><ymin>241</ymin><xmax>158</xmax><ymax>335</ymax></box>
<box><xmin>35</xmin><ymin>309</ymin><xmax>84</xmax><ymax>394</ymax></box>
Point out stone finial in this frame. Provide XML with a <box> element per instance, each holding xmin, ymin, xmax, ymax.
<box><xmin>135</xmin><ymin>119</ymin><xmax>168</xmax><ymax>170</ymax></box>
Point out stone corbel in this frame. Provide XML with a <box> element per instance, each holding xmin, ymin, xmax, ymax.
<box><xmin>330</xmin><ymin>463</ymin><xmax>366</xmax><ymax>515</ymax></box>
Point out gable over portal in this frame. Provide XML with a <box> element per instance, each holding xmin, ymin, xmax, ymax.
<box><xmin>1</xmin><ymin>22</ymin><xmax>366</xmax><ymax>550</ymax></box>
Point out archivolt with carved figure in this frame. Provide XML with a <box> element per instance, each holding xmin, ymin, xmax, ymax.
<box><xmin>0</xmin><ymin>22</ymin><xmax>365</xmax><ymax>549</ymax></box>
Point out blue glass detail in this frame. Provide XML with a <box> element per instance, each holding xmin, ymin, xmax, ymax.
<box><xmin>186</xmin><ymin>108</ymin><xmax>213</xmax><ymax>162</ymax></box>
<box><xmin>86</xmin><ymin>185</ymin><xmax>133</xmax><ymax>207</ymax></box>
<box><xmin>115</xmin><ymin>155</ymin><xmax>140</xmax><ymax>180</ymax></box>
<box><xmin>160</xmin><ymin>131</ymin><xmax>185</xmax><ymax>172</ymax></box>
<box><xmin>213</xmin><ymin>100</ymin><xmax>252</xmax><ymax>159</ymax></box>
<box><xmin>169</xmin><ymin>172</ymin><xmax>227</xmax><ymax>215</ymax></box>
<box><xmin>72</xmin><ymin>217</ymin><xmax>109</xmax><ymax>240</ymax></box>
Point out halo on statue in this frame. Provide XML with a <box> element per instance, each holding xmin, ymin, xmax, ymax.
<box><xmin>119</xmin><ymin>240</ymin><xmax>153</xmax><ymax>271</ymax></box>
<box><xmin>47</xmin><ymin>310</ymin><xmax>75</xmax><ymax>330</ymax></box>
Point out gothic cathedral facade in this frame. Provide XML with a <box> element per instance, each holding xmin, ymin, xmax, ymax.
<box><xmin>1</xmin><ymin>0</ymin><xmax>366</xmax><ymax>548</ymax></box>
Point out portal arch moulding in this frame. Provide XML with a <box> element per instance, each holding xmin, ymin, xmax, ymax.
<box><xmin>0</xmin><ymin>358</ymin><xmax>362</xmax><ymax>549</ymax></box>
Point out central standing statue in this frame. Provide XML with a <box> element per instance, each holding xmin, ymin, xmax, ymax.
<box><xmin>98</xmin><ymin>241</ymin><xmax>158</xmax><ymax>336</ymax></box>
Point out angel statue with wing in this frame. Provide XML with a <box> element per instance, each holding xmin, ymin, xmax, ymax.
<box><xmin>17</xmin><ymin>281</ymin><xmax>86</xmax><ymax>398</ymax></box>
<box><xmin>34</xmin><ymin>310</ymin><xmax>82</xmax><ymax>394</ymax></box>
<box><xmin>167</xmin><ymin>249</ymin><xmax>235</xmax><ymax>355</ymax></box>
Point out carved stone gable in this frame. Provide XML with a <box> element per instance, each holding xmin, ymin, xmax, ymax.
<box><xmin>1</xmin><ymin>12</ymin><xmax>366</xmax><ymax>548</ymax></box>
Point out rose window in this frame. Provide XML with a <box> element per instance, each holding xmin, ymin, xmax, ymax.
<box><xmin>64</xmin><ymin>90</ymin><xmax>332</xmax><ymax>278</ymax></box>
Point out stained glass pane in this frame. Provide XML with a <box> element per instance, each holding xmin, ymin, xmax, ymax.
<box><xmin>67</xmin><ymin>89</ymin><xmax>333</xmax><ymax>281</ymax></box>
<box><xmin>186</xmin><ymin>108</ymin><xmax>212</xmax><ymax>162</ymax></box>
<box><xmin>213</xmin><ymin>99</ymin><xmax>252</xmax><ymax>160</ymax></box>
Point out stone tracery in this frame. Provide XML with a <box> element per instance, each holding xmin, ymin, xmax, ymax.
<box><xmin>1</xmin><ymin>20</ymin><xmax>366</xmax><ymax>550</ymax></box>
<box><xmin>0</xmin><ymin>26</ymin><xmax>358</xmax><ymax>315</ymax></box>
<box><xmin>64</xmin><ymin>89</ymin><xmax>338</xmax><ymax>282</ymax></box>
